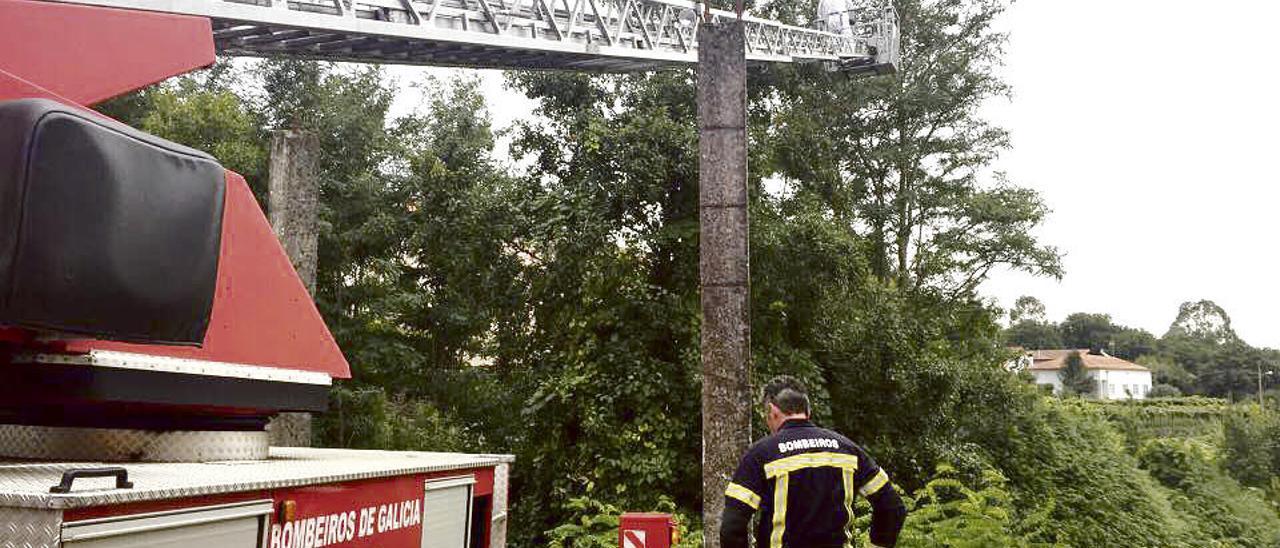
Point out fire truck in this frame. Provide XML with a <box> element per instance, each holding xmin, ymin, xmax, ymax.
<box><xmin>0</xmin><ymin>0</ymin><xmax>896</xmax><ymax>546</ymax></box>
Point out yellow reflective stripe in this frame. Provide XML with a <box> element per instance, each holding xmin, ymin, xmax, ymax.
<box><xmin>770</xmin><ymin>473</ymin><xmax>790</xmax><ymax>548</ymax></box>
<box><xmin>860</xmin><ymin>468</ymin><xmax>890</xmax><ymax>497</ymax></box>
<box><xmin>764</xmin><ymin>452</ymin><xmax>859</xmax><ymax>478</ymax></box>
<box><xmin>842</xmin><ymin>468</ymin><xmax>856</xmax><ymax>548</ymax></box>
<box><xmin>725</xmin><ymin>482</ymin><xmax>761</xmax><ymax>510</ymax></box>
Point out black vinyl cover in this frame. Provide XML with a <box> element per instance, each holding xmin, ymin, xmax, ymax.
<box><xmin>0</xmin><ymin>99</ymin><xmax>225</xmax><ymax>345</ymax></box>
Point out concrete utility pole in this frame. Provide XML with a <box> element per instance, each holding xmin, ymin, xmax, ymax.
<box><xmin>267</xmin><ymin>129</ymin><xmax>321</xmax><ymax>447</ymax></box>
<box><xmin>1258</xmin><ymin>363</ymin><xmax>1273</xmax><ymax>411</ymax></box>
<box><xmin>698</xmin><ymin>18</ymin><xmax>751</xmax><ymax>548</ymax></box>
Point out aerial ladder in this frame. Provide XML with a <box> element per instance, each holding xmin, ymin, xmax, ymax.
<box><xmin>28</xmin><ymin>0</ymin><xmax>898</xmax><ymax>71</ymax></box>
<box><xmin>0</xmin><ymin>0</ymin><xmax>898</xmax><ymax>546</ymax></box>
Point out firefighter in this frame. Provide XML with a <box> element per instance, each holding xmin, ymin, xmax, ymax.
<box><xmin>719</xmin><ymin>375</ymin><xmax>907</xmax><ymax>548</ymax></box>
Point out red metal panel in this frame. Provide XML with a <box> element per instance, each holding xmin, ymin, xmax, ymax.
<box><xmin>67</xmin><ymin>171</ymin><xmax>352</xmax><ymax>378</ymax></box>
<box><xmin>268</xmin><ymin>475</ymin><xmax>424</xmax><ymax>547</ymax></box>
<box><xmin>0</xmin><ymin>67</ymin><xmax>82</xmax><ymax>104</ymax></box>
<box><xmin>0</xmin><ymin>0</ymin><xmax>214</xmax><ymax>106</ymax></box>
<box><xmin>473</xmin><ymin>467</ymin><xmax>495</xmax><ymax>497</ymax></box>
<box><xmin>619</xmin><ymin>513</ymin><xmax>675</xmax><ymax>548</ymax></box>
<box><xmin>62</xmin><ymin>466</ymin><xmax>501</xmax><ymax>547</ymax></box>
<box><xmin>61</xmin><ymin>467</ymin><xmax>498</xmax><ymax>523</ymax></box>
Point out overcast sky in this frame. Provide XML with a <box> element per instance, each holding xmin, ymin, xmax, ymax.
<box><xmin>980</xmin><ymin>0</ymin><xmax>1280</xmax><ymax>348</ymax></box>
<box><xmin>385</xmin><ymin>0</ymin><xmax>1280</xmax><ymax>348</ymax></box>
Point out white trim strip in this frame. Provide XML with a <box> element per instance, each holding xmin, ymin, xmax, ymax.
<box><xmin>16</xmin><ymin>350</ymin><xmax>333</xmax><ymax>386</ymax></box>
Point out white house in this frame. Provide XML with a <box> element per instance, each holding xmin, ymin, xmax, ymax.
<box><xmin>1026</xmin><ymin>349</ymin><xmax>1153</xmax><ymax>400</ymax></box>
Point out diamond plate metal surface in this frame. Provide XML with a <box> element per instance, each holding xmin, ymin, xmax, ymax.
<box><xmin>16</xmin><ymin>349</ymin><xmax>332</xmax><ymax>385</ymax></box>
<box><xmin>0</xmin><ymin>507</ymin><xmax>60</xmax><ymax>548</ymax></box>
<box><xmin>0</xmin><ymin>426</ymin><xmax>269</xmax><ymax>463</ymax></box>
<box><xmin>491</xmin><ymin>462</ymin><xmax>510</xmax><ymax>548</ymax></box>
<box><xmin>0</xmin><ymin>447</ymin><xmax>513</xmax><ymax>510</ymax></box>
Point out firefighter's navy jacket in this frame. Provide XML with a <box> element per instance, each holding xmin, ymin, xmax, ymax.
<box><xmin>720</xmin><ymin>419</ymin><xmax>906</xmax><ymax>548</ymax></box>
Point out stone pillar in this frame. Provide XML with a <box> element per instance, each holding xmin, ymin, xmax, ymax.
<box><xmin>267</xmin><ymin>129</ymin><xmax>321</xmax><ymax>447</ymax></box>
<box><xmin>698</xmin><ymin>19</ymin><xmax>751</xmax><ymax>548</ymax></box>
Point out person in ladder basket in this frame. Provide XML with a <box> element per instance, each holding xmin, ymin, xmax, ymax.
<box><xmin>720</xmin><ymin>376</ymin><xmax>908</xmax><ymax>547</ymax></box>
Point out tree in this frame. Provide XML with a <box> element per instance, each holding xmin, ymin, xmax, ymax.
<box><xmin>1137</xmin><ymin>355</ymin><xmax>1196</xmax><ymax>392</ymax></box>
<box><xmin>1059</xmin><ymin>351</ymin><xmax>1096</xmax><ymax>397</ymax></box>
<box><xmin>1198</xmin><ymin>342</ymin><xmax>1267</xmax><ymax>399</ymax></box>
<box><xmin>1010</xmin><ymin>295</ymin><xmax>1047</xmax><ymax>324</ymax></box>
<box><xmin>1004</xmin><ymin>320</ymin><xmax>1063</xmax><ymax>350</ymax></box>
<box><xmin>1053</xmin><ymin>312</ymin><xmax>1158</xmax><ymax>360</ymax></box>
<box><xmin>1166</xmin><ymin>299</ymin><xmax>1237</xmax><ymax>344</ymax></box>
<box><xmin>96</xmin><ymin>49</ymin><xmax>1280</xmax><ymax>546</ymax></box>
<box><xmin>1004</xmin><ymin>296</ymin><xmax>1062</xmax><ymax>350</ymax></box>
<box><xmin>1109</xmin><ymin>327</ymin><xmax>1158</xmax><ymax>361</ymax></box>
<box><xmin>759</xmin><ymin>0</ymin><xmax>1061</xmax><ymax>297</ymax></box>
<box><xmin>1059</xmin><ymin>313</ymin><xmax>1120</xmax><ymax>352</ymax></box>
<box><xmin>1157</xmin><ymin>301</ymin><xmax>1256</xmax><ymax>397</ymax></box>
<box><xmin>504</xmin><ymin>70</ymin><xmax>704</xmax><ymax>543</ymax></box>
<box><xmin>501</xmin><ymin>0</ymin><xmax>1071</xmax><ymax>527</ymax></box>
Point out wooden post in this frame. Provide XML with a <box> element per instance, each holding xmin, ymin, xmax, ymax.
<box><xmin>267</xmin><ymin>128</ymin><xmax>321</xmax><ymax>447</ymax></box>
<box><xmin>698</xmin><ymin>19</ymin><xmax>751</xmax><ymax>548</ymax></box>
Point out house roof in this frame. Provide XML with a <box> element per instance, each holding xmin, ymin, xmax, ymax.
<box><xmin>1025</xmin><ymin>349</ymin><xmax>1150</xmax><ymax>372</ymax></box>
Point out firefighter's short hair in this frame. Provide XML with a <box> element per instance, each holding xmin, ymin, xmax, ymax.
<box><xmin>762</xmin><ymin>375</ymin><xmax>810</xmax><ymax>415</ymax></box>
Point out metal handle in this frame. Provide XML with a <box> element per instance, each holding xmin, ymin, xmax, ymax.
<box><xmin>49</xmin><ymin>467</ymin><xmax>133</xmax><ymax>494</ymax></box>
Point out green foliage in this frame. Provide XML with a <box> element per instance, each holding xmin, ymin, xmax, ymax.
<box><xmin>1085</xmin><ymin>396</ymin><xmax>1229</xmax><ymax>444</ymax></box>
<box><xmin>1166</xmin><ymin>299</ymin><xmax>1238</xmax><ymax>344</ymax></box>
<box><xmin>1138</xmin><ymin>355</ymin><xmax>1197</xmax><ymax>392</ymax></box>
<box><xmin>1057</xmin><ymin>351</ymin><xmax>1096</xmax><ymax>397</ymax></box>
<box><xmin>758</xmin><ymin>0</ymin><xmax>1062</xmax><ymax>294</ymax></box>
<box><xmin>1057</xmin><ymin>313</ymin><xmax>1156</xmax><ymax>360</ymax></box>
<box><xmin>1008</xmin><ymin>296</ymin><xmax>1047</xmax><ymax>325</ymax></box>
<box><xmin>95</xmin><ymin>13</ymin><xmax>1280</xmax><ymax>548</ymax></box>
<box><xmin>1149</xmin><ymin>384</ymin><xmax>1183</xmax><ymax>398</ymax></box>
<box><xmin>1058</xmin><ymin>313</ymin><xmax>1116</xmax><ymax>352</ymax></box>
<box><xmin>894</xmin><ymin>464</ymin><xmax>1030</xmax><ymax>547</ymax></box>
<box><xmin>501</xmin><ymin>70</ymin><xmax>704</xmax><ymax>543</ymax></box>
<box><xmin>1003</xmin><ymin>320</ymin><xmax>1062</xmax><ymax>351</ymax></box>
<box><xmin>1137</xmin><ymin>437</ymin><xmax>1280</xmax><ymax>547</ymax></box>
<box><xmin>1220</xmin><ymin>407</ymin><xmax>1280</xmax><ymax>488</ymax></box>
<box><xmin>1136</xmin><ymin>437</ymin><xmax>1219</xmax><ymax>488</ymax></box>
<box><xmin>989</xmin><ymin>400</ymin><xmax>1191</xmax><ymax>547</ymax></box>
<box><xmin>314</xmin><ymin>386</ymin><xmax>477</xmax><ymax>452</ymax></box>
<box><xmin>544</xmin><ymin>497</ymin><xmax>701</xmax><ymax>548</ymax></box>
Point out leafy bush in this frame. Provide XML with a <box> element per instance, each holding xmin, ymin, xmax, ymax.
<box><xmin>1149</xmin><ymin>384</ymin><xmax>1183</xmax><ymax>398</ymax></box>
<box><xmin>1220</xmin><ymin>407</ymin><xmax>1280</xmax><ymax>487</ymax></box>
<box><xmin>892</xmin><ymin>464</ymin><xmax>1031</xmax><ymax>547</ymax></box>
<box><xmin>1136</xmin><ymin>437</ymin><xmax>1217</xmax><ymax>488</ymax></box>
<box><xmin>1137</xmin><ymin>437</ymin><xmax>1280</xmax><ymax>547</ymax></box>
<box><xmin>544</xmin><ymin>497</ymin><xmax>701</xmax><ymax>548</ymax></box>
<box><xmin>990</xmin><ymin>400</ymin><xmax>1191</xmax><ymax>547</ymax></box>
<box><xmin>314</xmin><ymin>385</ymin><xmax>478</xmax><ymax>452</ymax></box>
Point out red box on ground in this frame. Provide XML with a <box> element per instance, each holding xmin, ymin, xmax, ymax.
<box><xmin>619</xmin><ymin>512</ymin><xmax>675</xmax><ymax>548</ymax></box>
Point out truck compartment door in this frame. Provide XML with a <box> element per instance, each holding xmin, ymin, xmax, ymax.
<box><xmin>62</xmin><ymin>500</ymin><xmax>272</xmax><ymax>548</ymax></box>
<box><xmin>422</xmin><ymin>476</ymin><xmax>475</xmax><ymax>548</ymax></box>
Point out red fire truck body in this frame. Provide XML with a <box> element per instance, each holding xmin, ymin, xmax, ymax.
<box><xmin>1</xmin><ymin>448</ymin><xmax>511</xmax><ymax>547</ymax></box>
<box><xmin>0</xmin><ymin>2</ymin><xmax>512</xmax><ymax>546</ymax></box>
